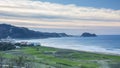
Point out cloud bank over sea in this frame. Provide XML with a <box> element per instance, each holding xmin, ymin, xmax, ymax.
<box><xmin>0</xmin><ymin>0</ymin><xmax>120</xmax><ymax>35</ymax></box>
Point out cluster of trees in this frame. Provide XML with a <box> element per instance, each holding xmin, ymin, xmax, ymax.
<box><xmin>0</xmin><ymin>42</ymin><xmax>16</xmax><ymax>51</ymax></box>
<box><xmin>0</xmin><ymin>42</ymin><xmax>40</xmax><ymax>68</ymax></box>
<box><xmin>0</xmin><ymin>42</ymin><xmax>41</xmax><ymax>51</ymax></box>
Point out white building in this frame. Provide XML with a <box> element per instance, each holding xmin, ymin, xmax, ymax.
<box><xmin>0</xmin><ymin>36</ymin><xmax>15</xmax><ymax>43</ymax></box>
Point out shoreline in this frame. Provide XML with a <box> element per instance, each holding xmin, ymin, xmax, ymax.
<box><xmin>2</xmin><ymin>46</ymin><xmax>120</xmax><ymax>68</ymax></box>
<box><xmin>15</xmin><ymin>36</ymin><xmax>120</xmax><ymax>56</ymax></box>
<box><xmin>41</xmin><ymin>45</ymin><xmax>120</xmax><ymax>56</ymax></box>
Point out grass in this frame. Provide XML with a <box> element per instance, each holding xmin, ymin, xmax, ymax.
<box><xmin>2</xmin><ymin>46</ymin><xmax>120</xmax><ymax>68</ymax></box>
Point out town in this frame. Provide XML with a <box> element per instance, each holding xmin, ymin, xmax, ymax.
<box><xmin>0</xmin><ymin>36</ymin><xmax>41</xmax><ymax>51</ymax></box>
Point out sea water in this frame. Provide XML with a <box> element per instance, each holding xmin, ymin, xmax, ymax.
<box><xmin>16</xmin><ymin>35</ymin><xmax>120</xmax><ymax>55</ymax></box>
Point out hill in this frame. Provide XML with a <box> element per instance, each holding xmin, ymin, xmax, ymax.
<box><xmin>81</xmin><ymin>32</ymin><xmax>97</xmax><ymax>37</ymax></box>
<box><xmin>0</xmin><ymin>24</ymin><xmax>69</xmax><ymax>39</ymax></box>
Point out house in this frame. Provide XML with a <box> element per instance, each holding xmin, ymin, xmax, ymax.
<box><xmin>0</xmin><ymin>36</ymin><xmax>15</xmax><ymax>44</ymax></box>
<box><xmin>27</xmin><ymin>42</ymin><xmax>41</xmax><ymax>46</ymax></box>
<box><xmin>15</xmin><ymin>46</ymin><xmax>21</xmax><ymax>49</ymax></box>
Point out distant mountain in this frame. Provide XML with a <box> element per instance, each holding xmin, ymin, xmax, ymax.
<box><xmin>0</xmin><ymin>24</ymin><xmax>70</xmax><ymax>39</ymax></box>
<box><xmin>81</xmin><ymin>32</ymin><xmax>97</xmax><ymax>37</ymax></box>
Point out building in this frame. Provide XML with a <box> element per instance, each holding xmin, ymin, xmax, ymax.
<box><xmin>0</xmin><ymin>36</ymin><xmax>15</xmax><ymax>44</ymax></box>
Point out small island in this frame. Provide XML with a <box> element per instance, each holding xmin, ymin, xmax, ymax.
<box><xmin>81</xmin><ymin>32</ymin><xmax>97</xmax><ymax>37</ymax></box>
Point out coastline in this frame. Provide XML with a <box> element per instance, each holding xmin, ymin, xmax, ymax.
<box><xmin>15</xmin><ymin>36</ymin><xmax>120</xmax><ymax>56</ymax></box>
<box><xmin>2</xmin><ymin>46</ymin><xmax>120</xmax><ymax>68</ymax></box>
<box><xmin>41</xmin><ymin>45</ymin><xmax>120</xmax><ymax>56</ymax></box>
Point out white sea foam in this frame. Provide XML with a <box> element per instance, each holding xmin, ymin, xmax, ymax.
<box><xmin>15</xmin><ymin>37</ymin><xmax>120</xmax><ymax>55</ymax></box>
<box><xmin>42</xmin><ymin>43</ymin><xmax>120</xmax><ymax>55</ymax></box>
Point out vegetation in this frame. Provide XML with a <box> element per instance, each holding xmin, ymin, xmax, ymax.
<box><xmin>0</xmin><ymin>42</ymin><xmax>16</xmax><ymax>51</ymax></box>
<box><xmin>0</xmin><ymin>46</ymin><xmax>120</xmax><ymax>68</ymax></box>
<box><xmin>0</xmin><ymin>24</ymin><xmax>69</xmax><ymax>39</ymax></box>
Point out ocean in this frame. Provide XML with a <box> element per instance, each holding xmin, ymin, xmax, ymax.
<box><xmin>16</xmin><ymin>35</ymin><xmax>120</xmax><ymax>55</ymax></box>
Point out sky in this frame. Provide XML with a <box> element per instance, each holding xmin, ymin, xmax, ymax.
<box><xmin>0</xmin><ymin>0</ymin><xmax>120</xmax><ymax>35</ymax></box>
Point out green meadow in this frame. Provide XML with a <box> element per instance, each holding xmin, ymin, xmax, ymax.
<box><xmin>1</xmin><ymin>46</ymin><xmax>120</xmax><ymax>68</ymax></box>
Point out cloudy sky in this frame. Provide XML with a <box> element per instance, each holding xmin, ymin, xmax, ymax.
<box><xmin>0</xmin><ymin>0</ymin><xmax>120</xmax><ymax>35</ymax></box>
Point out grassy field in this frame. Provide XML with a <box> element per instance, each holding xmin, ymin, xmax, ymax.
<box><xmin>1</xmin><ymin>46</ymin><xmax>120</xmax><ymax>68</ymax></box>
